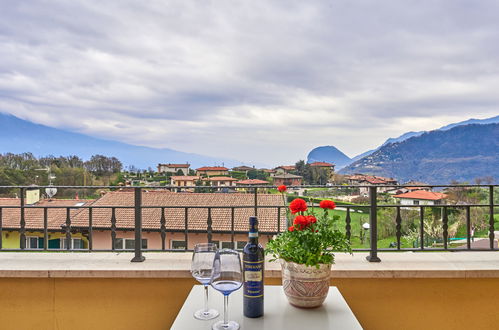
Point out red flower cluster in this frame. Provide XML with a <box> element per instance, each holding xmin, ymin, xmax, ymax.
<box><xmin>290</xmin><ymin>215</ymin><xmax>317</xmax><ymax>230</ymax></box>
<box><xmin>289</xmin><ymin>198</ymin><xmax>307</xmax><ymax>214</ymax></box>
<box><xmin>277</xmin><ymin>185</ymin><xmax>287</xmax><ymax>193</ymax></box>
<box><xmin>319</xmin><ymin>200</ymin><xmax>336</xmax><ymax>210</ymax></box>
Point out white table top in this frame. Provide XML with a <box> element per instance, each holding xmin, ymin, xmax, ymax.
<box><xmin>171</xmin><ymin>285</ymin><xmax>363</xmax><ymax>330</ymax></box>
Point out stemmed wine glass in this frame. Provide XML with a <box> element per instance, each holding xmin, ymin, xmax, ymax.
<box><xmin>191</xmin><ymin>243</ymin><xmax>220</xmax><ymax>320</ymax></box>
<box><xmin>210</xmin><ymin>249</ymin><xmax>243</xmax><ymax>330</ymax></box>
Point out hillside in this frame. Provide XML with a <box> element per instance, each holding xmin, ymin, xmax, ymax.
<box><xmin>307</xmin><ymin>146</ymin><xmax>351</xmax><ymax>169</ymax></box>
<box><xmin>350</xmin><ymin>115</ymin><xmax>499</xmax><ymax>162</ymax></box>
<box><xmin>0</xmin><ymin>113</ymin><xmax>241</xmax><ymax>169</ymax></box>
<box><xmin>339</xmin><ymin>123</ymin><xmax>499</xmax><ymax>184</ymax></box>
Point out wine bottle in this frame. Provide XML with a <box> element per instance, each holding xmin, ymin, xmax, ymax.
<box><xmin>243</xmin><ymin>216</ymin><xmax>264</xmax><ymax>318</ymax></box>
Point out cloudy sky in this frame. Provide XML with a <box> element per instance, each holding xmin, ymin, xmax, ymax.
<box><xmin>1</xmin><ymin>0</ymin><xmax>498</xmax><ymax>165</ymax></box>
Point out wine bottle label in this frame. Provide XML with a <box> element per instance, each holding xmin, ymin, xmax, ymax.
<box><xmin>243</xmin><ymin>260</ymin><xmax>264</xmax><ymax>298</ymax></box>
<box><xmin>248</xmin><ymin>232</ymin><xmax>258</xmax><ymax>238</ymax></box>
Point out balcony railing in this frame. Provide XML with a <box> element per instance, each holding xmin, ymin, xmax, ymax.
<box><xmin>0</xmin><ymin>184</ymin><xmax>497</xmax><ymax>262</ymax></box>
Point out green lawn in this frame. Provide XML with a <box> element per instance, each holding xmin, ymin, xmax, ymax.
<box><xmin>303</xmin><ymin>207</ymin><xmax>414</xmax><ymax>249</ymax></box>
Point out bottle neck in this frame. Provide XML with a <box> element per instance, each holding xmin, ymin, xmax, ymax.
<box><xmin>248</xmin><ymin>231</ymin><xmax>259</xmax><ymax>243</ymax></box>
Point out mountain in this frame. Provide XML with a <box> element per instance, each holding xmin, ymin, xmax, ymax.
<box><xmin>306</xmin><ymin>146</ymin><xmax>351</xmax><ymax>169</ymax></box>
<box><xmin>339</xmin><ymin>123</ymin><xmax>499</xmax><ymax>184</ymax></box>
<box><xmin>439</xmin><ymin>115</ymin><xmax>499</xmax><ymax>131</ymax></box>
<box><xmin>0</xmin><ymin>113</ymin><xmax>242</xmax><ymax>169</ymax></box>
<box><xmin>350</xmin><ymin>115</ymin><xmax>499</xmax><ymax>161</ymax></box>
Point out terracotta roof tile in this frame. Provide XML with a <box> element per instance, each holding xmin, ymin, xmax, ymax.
<box><xmin>309</xmin><ymin>162</ymin><xmax>334</xmax><ymax>167</ymax></box>
<box><xmin>236</xmin><ymin>179</ymin><xmax>270</xmax><ymax>185</ymax></box>
<box><xmin>71</xmin><ymin>191</ymin><xmax>287</xmax><ymax>233</ymax></box>
<box><xmin>394</xmin><ymin>190</ymin><xmax>447</xmax><ymax>201</ymax></box>
<box><xmin>0</xmin><ymin>199</ymin><xmax>94</xmax><ymax>230</ymax></box>
<box><xmin>159</xmin><ymin>163</ymin><xmax>190</xmax><ymax>168</ymax></box>
<box><xmin>203</xmin><ymin>177</ymin><xmax>238</xmax><ymax>181</ymax></box>
<box><xmin>196</xmin><ymin>167</ymin><xmax>229</xmax><ymax>171</ymax></box>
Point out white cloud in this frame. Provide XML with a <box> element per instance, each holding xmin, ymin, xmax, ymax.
<box><xmin>1</xmin><ymin>0</ymin><xmax>498</xmax><ymax>165</ymax></box>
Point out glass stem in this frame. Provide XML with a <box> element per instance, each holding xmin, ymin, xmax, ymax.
<box><xmin>223</xmin><ymin>294</ymin><xmax>229</xmax><ymax>325</ymax></box>
<box><xmin>203</xmin><ymin>285</ymin><xmax>209</xmax><ymax>313</ymax></box>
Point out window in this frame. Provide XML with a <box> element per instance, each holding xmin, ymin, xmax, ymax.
<box><xmin>413</xmin><ymin>200</ymin><xmax>420</xmax><ymax>205</ymax></box>
<box><xmin>171</xmin><ymin>240</ymin><xmax>187</xmax><ymax>250</ymax></box>
<box><xmin>61</xmin><ymin>238</ymin><xmax>85</xmax><ymax>250</ymax></box>
<box><xmin>237</xmin><ymin>241</ymin><xmax>247</xmax><ymax>249</ymax></box>
<box><xmin>114</xmin><ymin>238</ymin><xmax>148</xmax><ymax>250</ymax></box>
<box><xmin>221</xmin><ymin>241</ymin><xmax>234</xmax><ymax>249</ymax></box>
<box><xmin>26</xmin><ymin>236</ymin><xmax>42</xmax><ymax>249</ymax></box>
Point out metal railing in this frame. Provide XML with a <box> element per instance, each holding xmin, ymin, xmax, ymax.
<box><xmin>0</xmin><ymin>184</ymin><xmax>497</xmax><ymax>262</ymax></box>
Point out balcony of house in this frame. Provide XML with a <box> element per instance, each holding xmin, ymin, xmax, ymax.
<box><xmin>0</xmin><ymin>184</ymin><xmax>498</xmax><ymax>329</ymax></box>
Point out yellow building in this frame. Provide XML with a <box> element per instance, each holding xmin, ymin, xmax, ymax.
<box><xmin>0</xmin><ymin>197</ymin><xmax>93</xmax><ymax>249</ymax></box>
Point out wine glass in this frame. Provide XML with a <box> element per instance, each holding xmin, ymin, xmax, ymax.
<box><xmin>210</xmin><ymin>249</ymin><xmax>243</xmax><ymax>330</ymax></box>
<box><xmin>191</xmin><ymin>243</ymin><xmax>220</xmax><ymax>320</ymax></box>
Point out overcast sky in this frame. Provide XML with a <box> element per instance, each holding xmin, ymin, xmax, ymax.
<box><xmin>1</xmin><ymin>0</ymin><xmax>498</xmax><ymax>165</ymax></box>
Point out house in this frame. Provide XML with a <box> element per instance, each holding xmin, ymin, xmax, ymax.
<box><xmin>235</xmin><ymin>179</ymin><xmax>270</xmax><ymax>185</ymax></box>
<box><xmin>273</xmin><ymin>173</ymin><xmax>303</xmax><ymax>186</ymax></box>
<box><xmin>394</xmin><ymin>190</ymin><xmax>447</xmax><ymax>206</ymax></box>
<box><xmin>235</xmin><ymin>179</ymin><xmax>270</xmax><ymax>192</ymax></box>
<box><xmin>157</xmin><ymin>163</ymin><xmax>190</xmax><ymax>175</ymax></box>
<box><xmin>232</xmin><ymin>166</ymin><xmax>254</xmax><ymax>172</ymax></box>
<box><xmin>347</xmin><ymin>174</ymin><xmax>398</xmax><ymax>195</ymax></box>
<box><xmin>70</xmin><ymin>190</ymin><xmax>287</xmax><ymax>250</ymax></box>
<box><xmin>196</xmin><ymin>166</ymin><xmax>229</xmax><ymax>177</ymax></box>
<box><xmin>274</xmin><ymin>166</ymin><xmax>296</xmax><ymax>175</ymax></box>
<box><xmin>0</xmin><ymin>197</ymin><xmax>94</xmax><ymax>249</ymax></box>
<box><xmin>170</xmin><ymin>176</ymin><xmax>200</xmax><ymax>188</ymax></box>
<box><xmin>171</xmin><ymin>175</ymin><xmax>201</xmax><ymax>191</ymax></box>
<box><xmin>203</xmin><ymin>176</ymin><xmax>238</xmax><ymax>187</ymax></box>
<box><xmin>387</xmin><ymin>181</ymin><xmax>431</xmax><ymax>195</ymax></box>
<box><xmin>309</xmin><ymin>161</ymin><xmax>335</xmax><ymax>172</ymax></box>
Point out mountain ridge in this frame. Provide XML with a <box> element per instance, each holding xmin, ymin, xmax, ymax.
<box><xmin>0</xmin><ymin>112</ymin><xmax>245</xmax><ymax>169</ymax></box>
<box><xmin>339</xmin><ymin>123</ymin><xmax>499</xmax><ymax>183</ymax></box>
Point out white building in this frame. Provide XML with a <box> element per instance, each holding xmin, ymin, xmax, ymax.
<box><xmin>157</xmin><ymin>163</ymin><xmax>190</xmax><ymax>175</ymax></box>
<box><xmin>394</xmin><ymin>190</ymin><xmax>447</xmax><ymax>206</ymax></box>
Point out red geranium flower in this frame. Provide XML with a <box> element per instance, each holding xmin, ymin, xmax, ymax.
<box><xmin>288</xmin><ymin>225</ymin><xmax>295</xmax><ymax>232</ymax></box>
<box><xmin>319</xmin><ymin>200</ymin><xmax>336</xmax><ymax>210</ymax></box>
<box><xmin>277</xmin><ymin>185</ymin><xmax>287</xmax><ymax>193</ymax></box>
<box><xmin>306</xmin><ymin>215</ymin><xmax>317</xmax><ymax>224</ymax></box>
<box><xmin>289</xmin><ymin>198</ymin><xmax>307</xmax><ymax>214</ymax></box>
<box><xmin>293</xmin><ymin>215</ymin><xmax>308</xmax><ymax>229</ymax></box>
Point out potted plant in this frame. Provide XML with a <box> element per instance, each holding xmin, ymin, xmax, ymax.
<box><xmin>266</xmin><ymin>190</ymin><xmax>351</xmax><ymax>308</ymax></box>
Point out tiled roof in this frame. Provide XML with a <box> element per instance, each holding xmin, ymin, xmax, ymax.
<box><xmin>394</xmin><ymin>190</ymin><xmax>447</xmax><ymax>201</ymax></box>
<box><xmin>232</xmin><ymin>166</ymin><xmax>254</xmax><ymax>171</ymax></box>
<box><xmin>309</xmin><ymin>162</ymin><xmax>334</xmax><ymax>167</ymax></box>
<box><xmin>171</xmin><ymin>176</ymin><xmax>200</xmax><ymax>181</ymax></box>
<box><xmin>275</xmin><ymin>165</ymin><xmax>295</xmax><ymax>171</ymax></box>
<box><xmin>0</xmin><ymin>199</ymin><xmax>94</xmax><ymax>230</ymax></box>
<box><xmin>273</xmin><ymin>173</ymin><xmax>302</xmax><ymax>179</ymax></box>
<box><xmin>236</xmin><ymin>179</ymin><xmax>270</xmax><ymax>185</ymax></box>
<box><xmin>348</xmin><ymin>174</ymin><xmax>396</xmax><ymax>184</ymax></box>
<box><xmin>196</xmin><ymin>167</ymin><xmax>229</xmax><ymax>171</ymax></box>
<box><xmin>71</xmin><ymin>191</ymin><xmax>287</xmax><ymax>233</ymax></box>
<box><xmin>203</xmin><ymin>177</ymin><xmax>238</xmax><ymax>181</ymax></box>
<box><xmin>159</xmin><ymin>163</ymin><xmax>190</xmax><ymax>168</ymax></box>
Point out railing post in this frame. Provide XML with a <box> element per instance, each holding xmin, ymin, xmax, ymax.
<box><xmin>20</xmin><ymin>187</ymin><xmax>26</xmax><ymax>250</ymax></box>
<box><xmin>131</xmin><ymin>187</ymin><xmax>145</xmax><ymax>262</ymax></box>
<box><xmin>366</xmin><ymin>186</ymin><xmax>381</xmax><ymax>262</ymax></box>
<box><xmin>489</xmin><ymin>185</ymin><xmax>495</xmax><ymax>250</ymax></box>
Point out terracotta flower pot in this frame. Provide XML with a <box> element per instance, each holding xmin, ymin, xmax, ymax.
<box><xmin>280</xmin><ymin>260</ymin><xmax>332</xmax><ymax>308</ymax></box>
